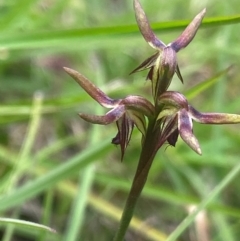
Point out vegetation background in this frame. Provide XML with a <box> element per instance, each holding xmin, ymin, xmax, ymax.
<box><xmin>0</xmin><ymin>0</ymin><xmax>240</xmax><ymax>240</ymax></box>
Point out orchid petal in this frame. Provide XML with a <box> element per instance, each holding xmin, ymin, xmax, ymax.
<box><xmin>176</xmin><ymin>64</ymin><xmax>184</xmax><ymax>83</ymax></box>
<box><xmin>128</xmin><ymin>110</ymin><xmax>146</xmax><ymax>137</ymax></box>
<box><xmin>112</xmin><ymin>114</ymin><xmax>134</xmax><ymax>160</ymax></box>
<box><xmin>178</xmin><ymin>109</ymin><xmax>202</xmax><ymax>155</ymax></box>
<box><xmin>158</xmin><ymin>91</ymin><xmax>188</xmax><ymax>109</ymax></box>
<box><xmin>134</xmin><ymin>0</ymin><xmax>166</xmax><ymax>50</ymax></box>
<box><xmin>167</xmin><ymin>129</ymin><xmax>179</xmax><ymax>147</ymax></box>
<box><xmin>122</xmin><ymin>95</ymin><xmax>155</xmax><ymax>117</ymax></box>
<box><xmin>157</xmin><ymin>108</ymin><xmax>178</xmax><ymax>120</ymax></box>
<box><xmin>189</xmin><ymin>105</ymin><xmax>240</xmax><ymax>124</ymax></box>
<box><xmin>130</xmin><ymin>52</ymin><xmax>159</xmax><ymax>75</ymax></box>
<box><xmin>79</xmin><ymin>105</ymin><xmax>125</xmax><ymax>125</ymax></box>
<box><xmin>157</xmin><ymin>115</ymin><xmax>178</xmax><ymax>148</ymax></box>
<box><xmin>170</xmin><ymin>9</ymin><xmax>206</xmax><ymax>52</ymax></box>
<box><xmin>64</xmin><ymin>67</ymin><xmax>119</xmax><ymax>108</ymax></box>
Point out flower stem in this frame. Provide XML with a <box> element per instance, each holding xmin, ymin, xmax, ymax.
<box><xmin>113</xmin><ymin>120</ymin><xmax>160</xmax><ymax>241</ymax></box>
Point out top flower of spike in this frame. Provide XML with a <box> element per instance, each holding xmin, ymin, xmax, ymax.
<box><xmin>131</xmin><ymin>0</ymin><xmax>206</xmax><ymax>104</ymax></box>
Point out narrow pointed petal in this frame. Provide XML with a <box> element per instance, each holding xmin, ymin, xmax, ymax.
<box><xmin>167</xmin><ymin>129</ymin><xmax>179</xmax><ymax>147</ymax></box>
<box><xmin>130</xmin><ymin>52</ymin><xmax>159</xmax><ymax>75</ymax></box>
<box><xmin>112</xmin><ymin>115</ymin><xmax>134</xmax><ymax>160</ymax></box>
<box><xmin>178</xmin><ymin>109</ymin><xmax>202</xmax><ymax>155</ymax></box>
<box><xmin>147</xmin><ymin>67</ymin><xmax>154</xmax><ymax>81</ymax></box>
<box><xmin>79</xmin><ymin>105</ymin><xmax>125</xmax><ymax>125</ymax></box>
<box><xmin>170</xmin><ymin>8</ymin><xmax>206</xmax><ymax>52</ymax></box>
<box><xmin>134</xmin><ymin>0</ymin><xmax>166</xmax><ymax>50</ymax></box>
<box><xmin>64</xmin><ymin>67</ymin><xmax>119</xmax><ymax>108</ymax></box>
<box><xmin>157</xmin><ymin>115</ymin><xmax>178</xmax><ymax>148</ymax></box>
<box><xmin>175</xmin><ymin>64</ymin><xmax>184</xmax><ymax>83</ymax></box>
<box><xmin>189</xmin><ymin>105</ymin><xmax>240</xmax><ymax>124</ymax></box>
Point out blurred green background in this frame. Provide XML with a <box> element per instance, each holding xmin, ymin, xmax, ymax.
<box><xmin>0</xmin><ymin>0</ymin><xmax>240</xmax><ymax>241</ymax></box>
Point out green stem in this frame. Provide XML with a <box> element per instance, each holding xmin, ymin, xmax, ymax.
<box><xmin>113</xmin><ymin>120</ymin><xmax>160</xmax><ymax>241</ymax></box>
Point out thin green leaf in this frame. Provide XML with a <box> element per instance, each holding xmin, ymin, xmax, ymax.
<box><xmin>95</xmin><ymin>173</ymin><xmax>240</xmax><ymax>218</ymax></box>
<box><xmin>0</xmin><ymin>138</ymin><xmax>112</xmax><ymax>212</ymax></box>
<box><xmin>2</xmin><ymin>92</ymin><xmax>43</xmax><ymax>193</ymax></box>
<box><xmin>0</xmin><ymin>15</ymin><xmax>239</xmax><ymax>50</ymax></box>
<box><xmin>166</xmin><ymin>161</ymin><xmax>240</xmax><ymax>241</ymax></box>
<box><xmin>185</xmin><ymin>66</ymin><xmax>231</xmax><ymax>100</ymax></box>
<box><xmin>0</xmin><ymin>217</ymin><xmax>56</xmax><ymax>234</ymax></box>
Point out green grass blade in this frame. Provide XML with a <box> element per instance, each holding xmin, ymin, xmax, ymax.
<box><xmin>38</xmin><ymin>190</ymin><xmax>54</xmax><ymax>241</ymax></box>
<box><xmin>95</xmin><ymin>173</ymin><xmax>240</xmax><ymax>218</ymax></box>
<box><xmin>185</xmin><ymin>66</ymin><xmax>231</xmax><ymax>100</ymax></box>
<box><xmin>0</xmin><ymin>217</ymin><xmax>56</xmax><ymax>234</ymax></box>
<box><xmin>212</xmin><ymin>213</ymin><xmax>235</xmax><ymax>241</ymax></box>
<box><xmin>0</xmin><ymin>138</ymin><xmax>112</xmax><ymax>212</ymax></box>
<box><xmin>2</xmin><ymin>210</ymin><xmax>20</xmax><ymax>241</ymax></box>
<box><xmin>0</xmin><ymin>15</ymin><xmax>240</xmax><ymax>50</ymax></box>
<box><xmin>63</xmin><ymin>166</ymin><xmax>96</xmax><ymax>241</ymax></box>
<box><xmin>166</xmin><ymin>162</ymin><xmax>240</xmax><ymax>241</ymax></box>
<box><xmin>3</xmin><ymin>92</ymin><xmax>43</xmax><ymax>193</ymax></box>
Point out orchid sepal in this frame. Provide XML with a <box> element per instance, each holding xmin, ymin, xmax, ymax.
<box><xmin>178</xmin><ymin>109</ymin><xmax>202</xmax><ymax>155</ymax></box>
<box><xmin>189</xmin><ymin>105</ymin><xmax>240</xmax><ymax>124</ymax></box>
<box><xmin>122</xmin><ymin>95</ymin><xmax>155</xmax><ymax>117</ymax></box>
<box><xmin>170</xmin><ymin>8</ymin><xmax>206</xmax><ymax>52</ymax></box>
<box><xmin>133</xmin><ymin>0</ymin><xmax>165</xmax><ymax>50</ymax></box>
<box><xmin>79</xmin><ymin>105</ymin><xmax>125</xmax><ymax>125</ymax></box>
<box><xmin>64</xmin><ymin>67</ymin><xmax>119</xmax><ymax>108</ymax></box>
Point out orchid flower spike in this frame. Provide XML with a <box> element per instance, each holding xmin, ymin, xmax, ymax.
<box><xmin>64</xmin><ymin>2</ymin><xmax>240</xmax><ymax>159</ymax></box>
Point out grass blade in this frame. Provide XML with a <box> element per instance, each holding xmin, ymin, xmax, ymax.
<box><xmin>0</xmin><ymin>138</ymin><xmax>112</xmax><ymax>212</ymax></box>
<box><xmin>0</xmin><ymin>217</ymin><xmax>56</xmax><ymax>234</ymax></box>
<box><xmin>0</xmin><ymin>15</ymin><xmax>240</xmax><ymax>50</ymax></box>
<box><xmin>185</xmin><ymin>66</ymin><xmax>231</xmax><ymax>100</ymax></box>
<box><xmin>166</xmin><ymin>162</ymin><xmax>240</xmax><ymax>241</ymax></box>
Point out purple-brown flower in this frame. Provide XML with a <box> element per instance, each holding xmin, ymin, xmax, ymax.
<box><xmin>158</xmin><ymin>91</ymin><xmax>240</xmax><ymax>155</ymax></box>
<box><xmin>131</xmin><ymin>0</ymin><xmax>206</xmax><ymax>103</ymax></box>
<box><xmin>63</xmin><ymin>67</ymin><xmax>154</xmax><ymax>159</ymax></box>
